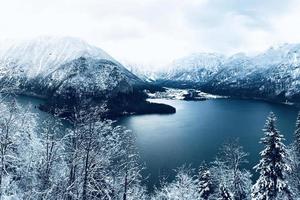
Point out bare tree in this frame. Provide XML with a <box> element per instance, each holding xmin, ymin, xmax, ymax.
<box><xmin>0</xmin><ymin>99</ymin><xmax>20</xmax><ymax>199</ymax></box>
<box><xmin>34</xmin><ymin>115</ymin><xmax>66</xmax><ymax>199</ymax></box>
<box><xmin>218</xmin><ymin>140</ymin><xmax>251</xmax><ymax>200</ymax></box>
<box><xmin>152</xmin><ymin>166</ymin><xmax>198</xmax><ymax>200</ymax></box>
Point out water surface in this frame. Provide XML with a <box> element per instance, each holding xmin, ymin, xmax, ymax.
<box><xmin>11</xmin><ymin>96</ymin><xmax>300</xmax><ymax>191</ymax></box>
<box><xmin>118</xmin><ymin>99</ymin><xmax>299</xmax><ymax>190</ymax></box>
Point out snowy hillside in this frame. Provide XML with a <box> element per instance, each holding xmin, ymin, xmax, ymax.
<box><xmin>123</xmin><ymin>62</ymin><xmax>161</xmax><ymax>82</ymax></box>
<box><xmin>0</xmin><ymin>36</ymin><xmax>163</xmax><ymax>116</ymax></box>
<box><xmin>0</xmin><ymin>36</ymin><xmax>143</xmax><ymax>82</ymax></box>
<box><xmin>149</xmin><ymin>44</ymin><xmax>300</xmax><ymax>102</ymax></box>
<box><xmin>0</xmin><ymin>36</ymin><xmax>117</xmax><ymax>77</ymax></box>
<box><xmin>165</xmin><ymin>53</ymin><xmax>225</xmax><ymax>83</ymax></box>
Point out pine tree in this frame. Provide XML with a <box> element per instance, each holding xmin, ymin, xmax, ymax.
<box><xmin>288</xmin><ymin>111</ymin><xmax>300</xmax><ymax>196</ymax></box>
<box><xmin>219</xmin><ymin>184</ymin><xmax>233</xmax><ymax>200</ymax></box>
<box><xmin>198</xmin><ymin>168</ymin><xmax>214</xmax><ymax>200</ymax></box>
<box><xmin>294</xmin><ymin>111</ymin><xmax>300</xmax><ymax>153</ymax></box>
<box><xmin>252</xmin><ymin>112</ymin><xmax>293</xmax><ymax>200</ymax></box>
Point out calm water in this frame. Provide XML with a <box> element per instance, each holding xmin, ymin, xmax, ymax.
<box><xmin>118</xmin><ymin>99</ymin><xmax>299</xmax><ymax>190</ymax></box>
<box><xmin>11</xmin><ymin>96</ymin><xmax>300</xmax><ymax>191</ymax></box>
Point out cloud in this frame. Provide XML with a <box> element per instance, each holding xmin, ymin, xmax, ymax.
<box><xmin>0</xmin><ymin>0</ymin><xmax>300</xmax><ymax>67</ymax></box>
<box><xmin>182</xmin><ymin>0</ymin><xmax>297</xmax><ymax>51</ymax></box>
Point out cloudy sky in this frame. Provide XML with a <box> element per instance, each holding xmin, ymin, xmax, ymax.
<box><xmin>1</xmin><ymin>0</ymin><xmax>300</xmax><ymax>67</ymax></box>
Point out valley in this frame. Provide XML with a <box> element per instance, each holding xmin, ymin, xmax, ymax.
<box><xmin>1</xmin><ymin>36</ymin><xmax>300</xmax><ymax>199</ymax></box>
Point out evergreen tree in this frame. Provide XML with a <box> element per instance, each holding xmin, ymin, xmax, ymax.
<box><xmin>252</xmin><ymin>112</ymin><xmax>293</xmax><ymax>200</ymax></box>
<box><xmin>198</xmin><ymin>168</ymin><xmax>214</xmax><ymax>200</ymax></box>
<box><xmin>287</xmin><ymin>111</ymin><xmax>300</xmax><ymax>196</ymax></box>
<box><xmin>294</xmin><ymin>111</ymin><xmax>300</xmax><ymax>153</ymax></box>
<box><xmin>219</xmin><ymin>184</ymin><xmax>233</xmax><ymax>200</ymax></box>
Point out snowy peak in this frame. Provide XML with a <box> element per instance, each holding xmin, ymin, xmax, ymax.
<box><xmin>162</xmin><ymin>42</ymin><xmax>300</xmax><ymax>79</ymax></box>
<box><xmin>148</xmin><ymin>42</ymin><xmax>300</xmax><ymax>102</ymax></box>
<box><xmin>169</xmin><ymin>53</ymin><xmax>225</xmax><ymax>71</ymax></box>
<box><xmin>0</xmin><ymin>36</ymin><xmax>116</xmax><ymax>77</ymax></box>
<box><xmin>163</xmin><ymin>53</ymin><xmax>225</xmax><ymax>82</ymax></box>
<box><xmin>253</xmin><ymin>43</ymin><xmax>300</xmax><ymax>67</ymax></box>
<box><xmin>0</xmin><ymin>36</ymin><xmax>148</xmax><ymax>102</ymax></box>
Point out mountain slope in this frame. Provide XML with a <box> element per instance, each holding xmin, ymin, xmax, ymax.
<box><xmin>153</xmin><ymin>44</ymin><xmax>300</xmax><ymax>102</ymax></box>
<box><xmin>165</xmin><ymin>53</ymin><xmax>225</xmax><ymax>83</ymax></box>
<box><xmin>0</xmin><ymin>36</ymin><xmax>174</xmax><ymax>116</ymax></box>
<box><xmin>0</xmin><ymin>36</ymin><xmax>113</xmax><ymax>76</ymax></box>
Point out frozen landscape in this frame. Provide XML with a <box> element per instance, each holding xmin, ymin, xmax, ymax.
<box><xmin>1</xmin><ymin>0</ymin><xmax>300</xmax><ymax>199</ymax></box>
<box><xmin>0</xmin><ymin>36</ymin><xmax>299</xmax><ymax>200</ymax></box>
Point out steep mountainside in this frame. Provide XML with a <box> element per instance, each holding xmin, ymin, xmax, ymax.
<box><xmin>124</xmin><ymin>62</ymin><xmax>159</xmax><ymax>83</ymax></box>
<box><xmin>165</xmin><ymin>53</ymin><xmax>225</xmax><ymax>83</ymax></box>
<box><xmin>0</xmin><ymin>36</ymin><xmax>144</xmax><ymax>86</ymax></box>
<box><xmin>153</xmin><ymin>44</ymin><xmax>300</xmax><ymax>102</ymax></box>
<box><xmin>0</xmin><ymin>36</ymin><xmax>175</xmax><ymax>116</ymax></box>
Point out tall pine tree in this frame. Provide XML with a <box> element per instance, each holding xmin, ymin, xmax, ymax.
<box><xmin>219</xmin><ymin>184</ymin><xmax>233</xmax><ymax>200</ymax></box>
<box><xmin>198</xmin><ymin>168</ymin><xmax>214</xmax><ymax>200</ymax></box>
<box><xmin>294</xmin><ymin>111</ymin><xmax>300</xmax><ymax>153</ymax></box>
<box><xmin>288</xmin><ymin>111</ymin><xmax>300</xmax><ymax>196</ymax></box>
<box><xmin>252</xmin><ymin>112</ymin><xmax>293</xmax><ymax>200</ymax></box>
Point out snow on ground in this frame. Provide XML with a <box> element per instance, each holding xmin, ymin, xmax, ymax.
<box><xmin>147</xmin><ymin>87</ymin><xmax>226</xmax><ymax>100</ymax></box>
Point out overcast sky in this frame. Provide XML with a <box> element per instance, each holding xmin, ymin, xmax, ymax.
<box><xmin>1</xmin><ymin>0</ymin><xmax>300</xmax><ymax>67</ymax></box>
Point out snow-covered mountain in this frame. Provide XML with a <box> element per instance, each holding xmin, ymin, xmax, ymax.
<box><xmin>148</xmin><ymin>44</ymin><xmax>300</xmax><ymax>102</ymax></box>
<box><xmin>123</xmin><ymin>62</ymin><xmax>161</xmax><ymax>82</ymax></box>
<box><xmin>165</xmin><ymin>53</ymin><xmax>225</xmax><ymax>83</ymax></box>
<box><xmin>0</xmin><ymin>36</ymin><xmax>142</xmax><ymax>82</ymax></box>
<box><xmin>0</xmin><ymin>36</ymin><xmax>113</xmax><ymax>76</ymax></box>
<box><xmin>0</xmin><ymin>36</ymin><xmax>167</xmax><ymax>116</ymax></box>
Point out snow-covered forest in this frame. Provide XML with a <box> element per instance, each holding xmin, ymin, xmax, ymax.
<box><xmin>0</xmin><ymin>98</ymin><xmax>147</xmax><ymax>199</ymax></box>
<box><xmin>2</xmin><ymin>0</ymin><xmax>300</xmax><ymax>199</ymax></box>
<box><xmin>0</xmin><ymin>89</ymin><xmax>300</xmax><ymax>200</ymax></box>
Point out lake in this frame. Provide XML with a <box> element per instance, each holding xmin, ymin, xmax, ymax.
<box><xmin>118</xmin><ymin>99</ymin><xmax>299</xmax><ymax>191</ymax></box>
<box><xmin>12</xmin><ymin>96</ymin><xmax>300</xmax><ymax>192</ymax></box>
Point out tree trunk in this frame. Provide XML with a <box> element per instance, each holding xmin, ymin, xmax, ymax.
<box><xmin>123</xmin><ymin>171</ymin><xmax>128</xmax><ymax>200</ymax></box>
<box><xmin>82</xmin><ymin>124</ymin><xmax>92</xmax><ymax>200</ymax></box>
<box><xmin>82</xmin><ymin>145</ymin><xmax>90</xmax><ymax>200</ymax></box>
<box><xmin>0</xmin><ymin>152</ymin><xmax>3</xmax><ymax>200</ymax></box>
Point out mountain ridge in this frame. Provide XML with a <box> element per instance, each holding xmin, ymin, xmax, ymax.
<box><xmin>134</xmin><ymin>43</ymin><xmax>300</xmax><ymax>103</ymax></box>
<box><xmin>0</xmin><ymin>36</ymin><xmax>175</xmax><ymax>117</ymax></box>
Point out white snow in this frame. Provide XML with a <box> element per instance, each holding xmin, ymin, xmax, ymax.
<box><xmin>0</xmin><ymin>36</ymin><xmax>117</xmax><ymax>77</ymax></box>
